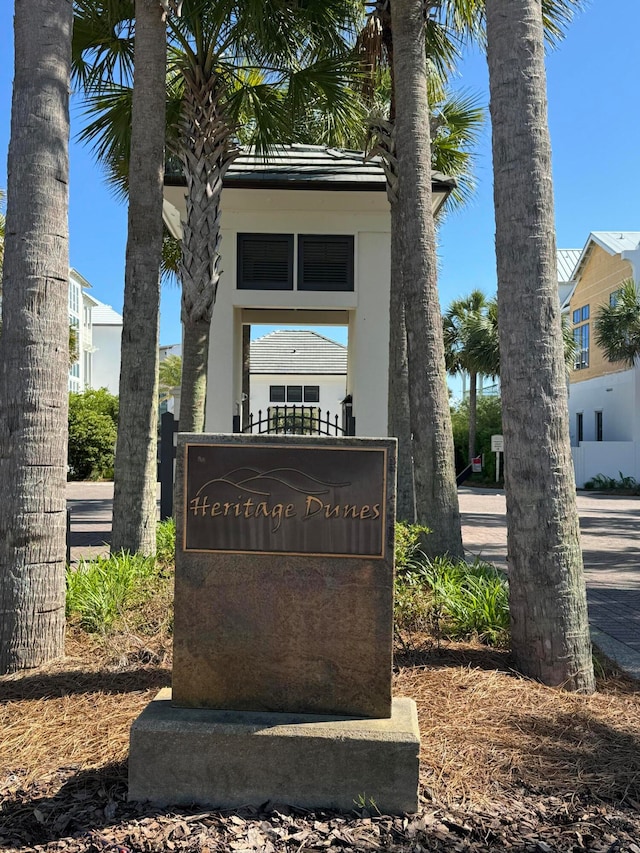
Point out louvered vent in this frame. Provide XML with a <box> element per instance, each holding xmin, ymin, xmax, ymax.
<box><xmin>237</xmin><ymin>233</ymin><xmax>293</xmax><ymax>290</ymax></box>
<box><xmin>298</xmin><ymin>235</ymin><xmax>354</xmax><ymax>291</ymax></box>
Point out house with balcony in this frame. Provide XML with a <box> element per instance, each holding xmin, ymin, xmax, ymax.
<box><xmin>561</xmin><ymin>231</ymin><xmax>640</xmax><ymax>485</ymax></box>
<box><xmin>162</xmin><ymin>144</ymin><xmax>455</xmax><ymax>437</ymax></box>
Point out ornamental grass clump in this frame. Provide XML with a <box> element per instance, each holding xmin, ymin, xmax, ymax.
<box><xmin>394</xmin><ymin>522</ymin><xmax>509</xmax><ymax>647</ymax></box>
<box><xmin>66</xmin><ymin>551</ymin><xmax>159</xmax><ymax>633</ymax></box>
<box><xmin>426</xmin><ymin>556</ymin><xmax>509</xmax><ymax>646</ymax></box>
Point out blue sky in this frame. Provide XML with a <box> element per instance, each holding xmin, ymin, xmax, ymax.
<box><xmin>1</xmin><ymin>1</ymin><xmax>638</xmax><ymax>358</ymax></box>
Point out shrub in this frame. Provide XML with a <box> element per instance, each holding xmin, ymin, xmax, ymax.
<box><xmin>156</xmin><ymin>517</ymin><xmax>176</xmax><ymax>567</ymax></box>
<box><xmin>68</xmin><ymin>388</ymin><xmax>118</xmax><ymax>480</ymax></box>
<box><xmin>395</xmin><ymin>521</ymin><xmax>430</xmax><ymax>574</ymax></box>
<box><xmin>584</xmin><ymin>472</ymin><xmax>639</xmax><ymax>493</ymax></box>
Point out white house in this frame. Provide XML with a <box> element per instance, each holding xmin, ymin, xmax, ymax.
<box><xmin>248</xmin><ymin>329</ymin><xmax>347</xmax><ymax>433</ymax></box>
<box><xmin>163</xmin><ymin>144</ymin><xmax>455</xmax><ymax>437</ymax></box>
<box><xmin>91</xmin><ymin>300</ymin><xmax>123</xmax><ymax>394</ymax></box>
<box><xmin>560</xmin><ymin>232</ymin><xmax>640</xmax><ymax>486</ymax></box>
<box><xmin>68</xmin><ymin>268</ymin><xmax>99</xmax><ymax>393</ymax></box>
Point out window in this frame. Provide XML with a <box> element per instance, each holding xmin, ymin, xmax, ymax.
<box><xmin>576</xmin><ymin>412</ymin><xmax>583</xmax><ymax>443</ymax></box>
<box><xmin>286</xmin><ymin>385</ymin><xmax>303</xmax><ymax>403</ymax></box>
<box><xmin>595</xmin><ymin>411</ymin><xmax>603</xmax><ymax>442</ymax></box>
<box><xmin>237</xmin><ymin>233</ymin><xmax>293</xmax><ymax>290</ymax></box>
<box><xmin>303</xmin><ymin>385</ymin><xmax>320</xmax><ymax>403</ymax></box>
<box><xmin>237</xmin><ymin>233</ymin><xmax>354</xmax><ymax>292</ymax></box>
<box><xmin>298</xmin><ymin>235</ymin><xmax>354</xmax><ymax>292</ymax></box>
<box><xmin>573</xmin><ymin>305</ymin><xmax>590</xmax><ymax>370</ymax></box>
<box><xmin>610</xmin><ymin>290</ymin><xmax>620</xmax><ymax>307</ymax></box>
<box><xmin>269</xmin><ymin>385</ymin><xmax>285</xmax><ymax>403</ymax></box>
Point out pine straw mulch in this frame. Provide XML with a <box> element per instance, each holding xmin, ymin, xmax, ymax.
<box><xmin>1</xmin><ymin>630</ymin><xmax>640</xmax><ymax>853</ymax></box>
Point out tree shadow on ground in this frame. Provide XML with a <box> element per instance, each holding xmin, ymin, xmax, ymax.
<box><xmin>394</xmin><ymin>642</ymin><xmax>514</xmax><ymax>674</ymax></box>
<box><xmin>0</xmin><ymin>761</ymin><xmax>131</xmax><ymax>849</ymax></box>
<box><xmin>498</xmin><ymin>707</ymin><xmax>640</xmax><ymax>803</ymax></box>
<box><xmin>0</xmin><ymin>666</ymin><xmax>170</xmax><ymax>702</ymax></box>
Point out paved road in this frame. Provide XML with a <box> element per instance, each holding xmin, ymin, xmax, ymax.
<box><xmin>66</xmin><ymin>482</ymin><xmax>640</xmax><ymax>680</ymax></box>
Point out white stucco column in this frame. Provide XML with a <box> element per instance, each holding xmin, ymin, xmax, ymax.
<box><xmin>349</xmin><ymin>231</ymin><xmax>390</xmax><ymax>437</ymax></box>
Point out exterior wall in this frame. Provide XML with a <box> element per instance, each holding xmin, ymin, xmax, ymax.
<box><xmin>569</xmin><ymin>245</ymin><xmax>633</xmax><ymax>384</ymax></box>
<box><xmin>250</xmin><ymin>373</ymin><xmax>347</xmax><ymax>428</ymax></box>
<box><xmin>567</xmin><ymin>240</ymin><xmax>640</xmax><ymax>485</ymax></box>
<box><xmin>183</xmin><ymin>187</ymin><xmax>391</xmax><ymax>437</ymax></box>
<box><xmin>92</xmin><ymin>324</ymin><xmax>122</xmax><ymax>394</ymax></box>
<box><xmin>568</xmin><ymin>367</ymin><xmax>637</xmax><ymax>444</ymax></box>
<box><xmin>572</xmin><ymin>441</ymin><xmax>640</xmax><ymax>488</ymax></box>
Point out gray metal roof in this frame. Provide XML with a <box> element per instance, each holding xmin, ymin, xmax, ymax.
<box><xmin>250</xmin><ymin>329</ymin><xmax>347</xmax><ymax>375</ymax></box>
<box><xmin>92</xmin><ymin>300</ymin><xmax>123</xmax><ymax>326</ymax></box>
<box><xmin>166</xmin><ymin>144</ymin><xmax>456</xmax><ymax>194</ymax></box>
<box><xmin>571</xmin><ymin>231</ymin><xmax>640</xmax><ymax>283</ymax></box>
<box><xmin>557</xmin><ymin>249</ymin><xmax>581</xmax><ymax>283</ymax></box>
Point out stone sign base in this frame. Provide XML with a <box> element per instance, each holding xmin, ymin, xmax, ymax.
<box><xmin>128</xmin><ymin>690</ymin><xmax>420</xmax><ymax>815</ymax></box>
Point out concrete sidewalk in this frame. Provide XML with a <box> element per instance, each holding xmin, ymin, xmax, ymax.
<box><xmin>66</xmin><ymin>481</ymin><xmax>640</xmax><ymax>681</ymax></box>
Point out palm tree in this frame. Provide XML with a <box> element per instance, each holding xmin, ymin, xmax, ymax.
<box><xmin>159</xmin><ymin>353</ymin><xmax>182</xmax><ymax>403</ymax></box>
<box><xmin>0</xmin><ymin>190</ymin><xmax>5</xmax><ymax>281</ymax></box>
<box><xmin>444</xmin><ymin>291</ymin><xmax>499</xmax><ymax>464</ymax></box>
<box><xmin>594</xmin><ymin>280</ymin><xmax>640</xmax><ymax>367</ymax></box>
<box><xmin>0</xmin><ymin>1</ymin><xmax>74</xmax><ymax>673</ymax></box>
<box><xmin>76</xmin><ymin>0</ymin><xmax>363</xmax><ymax>435</ymax></box>
<box><xmin>485</xmin><ymin>0</ymin><xmax>594</xmax><ymax>691</ymax></box>
<box><xmin>356</xmin><ymin>3</ymin><xmax>484</xmax><ymax>538</ymax></box>
<box><xmin>388</xmin><ymin>0</ymin><xmax>464</xmax><ymax>557</ymax></box>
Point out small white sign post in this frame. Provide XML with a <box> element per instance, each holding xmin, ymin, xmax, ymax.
<box><xmin>491</xmin><ymin>434</ymin><xmax>504</xmax><ymax>483</ymax></box>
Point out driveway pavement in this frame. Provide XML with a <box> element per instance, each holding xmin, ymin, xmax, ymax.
<box><xmin>460</xmin><ymin>486</ymin><xmax>640</xmax><ymax>679</ymax></box>
<box><xmin>66</xmin><ymin>481</ymin><xmax>640</xmax><ymax>680</ymax></box>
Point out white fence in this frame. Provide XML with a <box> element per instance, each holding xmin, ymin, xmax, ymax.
<box><xmin>572</xmin><ymin>441</ymin><xmax>640</xmax><ymax>488</ymax></box>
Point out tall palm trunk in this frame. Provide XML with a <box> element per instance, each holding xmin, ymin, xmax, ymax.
<box><xmin>468</xmin><ymin>369</ymin><xmax>477</xmax><ymax>463</ymax></box>
<box><xmin>0</xmin><ymin>0</ymin><xmax>73</xmax><ymax>673</ymax></box>
<box><xmin>176</xmin><ymin>69</ymin><xmax>238</xmax><ymax>433</ymax></box>
<box><xmin>390</xmin><ymin>0</ymin><xmax>463</xmax><ymax>558</ymax></box>
<box><xmin>388</xmin><ymin>211</ymin><xmax>416</xmax><ymax>522</ymax></box>
<box><xmin>111</xmin><ymin>0</ymin><xmax>167</xmax><ymax>555</ymax></box>
<box><xmin>486</xmin><ymin>0</ymin><xmax>594</xmax><ymax>691</ymax></box>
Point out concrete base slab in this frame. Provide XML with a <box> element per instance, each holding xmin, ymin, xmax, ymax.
<box><xmin>129</xmin><ymin>690</ymin><xmax>420</xmax><ymax>815</ymax></box>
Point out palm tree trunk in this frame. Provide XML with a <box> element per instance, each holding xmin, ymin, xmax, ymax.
<box><xmin>111</xmin><ymin>0</ymin><xmax>167</xmax><ymax>555</ymax></box>
<box><xmin>176</xmin><ymin>70</ymin><xmax>238</xmax><ymax>433</ymax></box>
<box><xmin>486</xmin><ymin>0</ymin><xmax>594</xmax><ymax>691</ymax></box>
<box><xmin>388</xmin><ymin>208</ymin><xmax>416</xmax><ymax>522</ymax></box>
<box><xmin>0</xmin><ymin>0</ymin><xmax>73</xmax><ymax>673</ymax></box>
<box><xmin>390</xmin><ymin>0</ymin><xmax>463</xmax><ymax>558</ymax></box>
<box><xmin>468</xmin><ymin>370</ymin><xmax>477</xmax><ymax>463</ymax></box>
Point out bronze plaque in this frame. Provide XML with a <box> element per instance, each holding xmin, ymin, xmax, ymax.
<box><xmin>183</xmin><ymin>442</ymin><xmax>387</xmax><ymax>557</ymax></box>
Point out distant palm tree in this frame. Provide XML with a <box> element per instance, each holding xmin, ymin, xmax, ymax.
<box><xmin>594</xmin><ymin>280</ymin><xmax>640</xmax><ymax>368</ymax></box>
<box><xmin>159</xmin><ymin>353</ymin><xmax>182</xmax><ymax>403</ymax></box>
<box><xmin>444</xmin><ymin>291</ymin><xmax>499</xmax><ymax>463</ymax></box>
